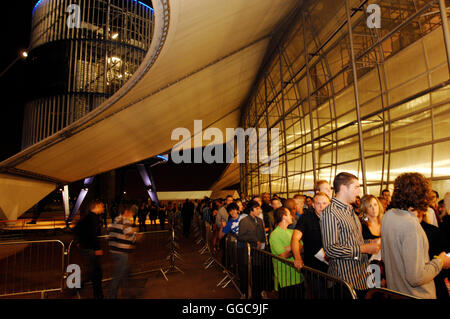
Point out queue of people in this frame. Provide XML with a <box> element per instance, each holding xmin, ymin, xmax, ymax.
<box><xmin>196</xmin><ymin>172</ymin><xmax>450</xmax><ymax>299</ymax></box>
<box><xmin>73</xmin><ymin>173</ymin><xmax>450</xmax><ymax>300</ymax></box>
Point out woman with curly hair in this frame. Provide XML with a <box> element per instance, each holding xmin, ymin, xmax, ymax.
<box><xmin>381</xmin><ymin>173</ymin><xmax>450</xmax><ymax>298</ymax></box>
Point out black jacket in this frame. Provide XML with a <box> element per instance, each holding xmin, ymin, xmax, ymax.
<box><xmin>74</xmin><ymin>211</ymin><xmax>102</xmax><ymax>250</ymax></box>
<box><xmin>238</xmin><ymin>215</ymin><xmax>266</xmax><ymax>247</ymax></box>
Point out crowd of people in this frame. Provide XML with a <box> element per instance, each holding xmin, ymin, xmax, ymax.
<box><xmin>196</xmin><ymin>172</ymin><xmax>450</xmax><ymax>299</ymax></box>
<box><xmin>71</xmin><ymin>171</ymin><xmax>450</xmax><ymax>299</ymax></box>
<box><xmin>101</xmin><ymin>199</ymin><xmax>182</xmax><ymax>232</ymax></box>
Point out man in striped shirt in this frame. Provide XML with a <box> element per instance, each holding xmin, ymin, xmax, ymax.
<box><xmin>320</xmin><ymin>172</ymin><xmax>380</xmax><ymax>299</ymax></box>
<box><xmin>107</xmin><ymin>204</ymin><xmax>137</xmax><ymax>298</ymax></box>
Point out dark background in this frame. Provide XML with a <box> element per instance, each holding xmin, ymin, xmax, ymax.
<box><xmin>0</xmin><ymin>0</ymin><xmax>35</xmax><ymax>161</ymax></box>
<box><xmin>0</xmin><ymin>1</ymin><xmax>235</xmax><ymax>192</ymax></box>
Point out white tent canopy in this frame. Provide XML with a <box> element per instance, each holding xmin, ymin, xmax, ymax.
<box><xmin>0</xmin><ymin>0</ymin><xmax>301</xmax><ymax>220</ymax></box>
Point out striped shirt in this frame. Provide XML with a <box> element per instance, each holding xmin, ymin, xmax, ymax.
<box><xmin>108</xmin><ymin>215</ymin><xmax>137</xmax><ymax>254</ymax></box>
<box><xmin>320</xmin><ymin>197</ymin><xmax>369</xmax><ymax>290</ymax></box>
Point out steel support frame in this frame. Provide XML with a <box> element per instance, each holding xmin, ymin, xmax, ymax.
<box><xmin>345</xmin><ymin>0</ymin><xmax>368</xmax><ymax>195</ymax></box>
<box><xmin>241</xmin><ymin>0</ymin><xmax>450</xmax><ymax>196</ymax></box>
<box><xmin>302</xmin><ymin>11</ymin><xmax>318</xmax><ymax>188</ymax></box>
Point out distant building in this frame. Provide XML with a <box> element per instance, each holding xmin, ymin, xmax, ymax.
<box><xmin>22</xmin><ymin>0</ymin><xmax>153</xmax><ymax>148</ymax></box>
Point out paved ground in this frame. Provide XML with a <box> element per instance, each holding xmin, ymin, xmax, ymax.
<box><xmin>47</xmin><ymin>228</ymin><xmax>240</xmax><ymax>299</ymax></box>
<box><xmin>0</xmin><ymin>213</ymin><xmax>241</xmax><ymax>299</ymax></box>
<box><xmin>137</xmin><ymin>235</ymin><xmax>240</xmax><ymax>299</ymax></box>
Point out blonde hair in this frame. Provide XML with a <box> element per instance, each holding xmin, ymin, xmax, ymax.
<box><xmin>314</xmin><ymin>180</ymin><xmax>330</xmax><ymax>192</ymax></box>
<box><xmin>314</xmin><ymin>192</ymin><xmax>331</xmax><ymax>201</ymax></box>
<box><xmin>360</xmin><ymin>194</ymin><xmax>384</xmax><ymax>224</ymax></box>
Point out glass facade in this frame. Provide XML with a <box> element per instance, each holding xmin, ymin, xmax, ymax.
<box><xmin>240</xmin><ymin>0</ymin><xmax>450</xmax><ymax>198</ymax></box>
<box><xmin>22</xmin><ymin>0</ymin><xmax>154</xmax><ymax>148</ymax></box>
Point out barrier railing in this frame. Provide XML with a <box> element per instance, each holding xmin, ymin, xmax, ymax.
<box><xmin>0</xmin><ymin>240</ymin><xmax>65</xmax><ymax>298</ymax></box>
<box><xmin>192</xmin><ymin>212</ymin><xmax>243</xmax><ymax>297</ymax></box>
<box><xmin>219</xmin><ymin>235</ymin><xmax>239</xmax><ymax>289</ymax></box>
<box><xmin>202</xmin><ymin>221</ymin><xmax>218</xmax><ymax>269</ymax></box>
<box><xmin>364</xmin><ymin>288</ymin><xmax>421</xmax><ymax>299</ymax></box>
<box><xmin>0</xmin><ymin>225</ymin><xmax>180</xmax><ymax>298</ymax></box>
<box><xmin>67</xmin><ymin>230</ymin><xmax>172</xmax><ymax>283</ymax></box>
<box><xmin>249</xmin><ymin>247</ymin><xmax>358</xmax><ymax>299</ymax></box>
<box><xmin>201</xmin><ymin>217</ymin><xmax>418</xmax><ymax>300</ymax></box>
<box><xmin>161</xmin><ymin>227</ymin><xmax>184</xmax><ymax>280</ymax></box>
<box><xmin>0</xmin><ymin>216</ymin><xmax>81</xmax><ymax>231</ymax></box>
<box><xmin>196</xmin><ymin>214</ymin><xmax>360</xmax><ymax>299</ymax></box>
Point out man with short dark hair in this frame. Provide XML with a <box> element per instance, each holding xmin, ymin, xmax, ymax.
<box><xmin>260</xmin><ymin>193</ymin><xmax>273</xmax><ymax>224</ymax></box>
<box><xmin>74</xmin><ymin>199</ymin><xmax>105</xmax><ymax>299</ymax></box>
<box><xmin>252</xmin><ymin>196</ymin><xmax>262</xmax><ymax>206</ymax></box>
<box><xmin>239</xmin><ymin>192</ymin><xmax>248</xmax><ymax>204</ymax></box>
<box><xmin>261</xmin><ymin>193</ymin><xmax>271</xmax><ymax>210</ymax></box>
<box><xmin>219</xmin><ymin>202</ymin><xmax>245</xmax><ymax>238</ymax></box>
<box><xmin>264</xmin><ymin>198</ymin><xmax>280</xmax><ymax>234</ymax></box>
<box><xmin>381</xmin><ymin>189</ymin><xmax>391</xmax><ymax>206</ymax></box>
<box><xmin>305</xmin><ymin>196</ymin><xmax>313</xmax><ymax>209</ymax></box>
<box><xmin>320</xmin><ymin>172</ymin><xmax>380</xmax><ymax>299</ymax></box>
<box><xmin>285</xmin><ymin>198</ymin><xmax>298</xmax><ymax>230</ymax></box>
<box><xmin>270</xmin><ymin>207</ymin><xmax>303</xmax><ymax>298</ymax></box>
<box><xmin>238</xmin><ymin>200</ymin><xmax>266</xmax><ymax>298</ymax></box>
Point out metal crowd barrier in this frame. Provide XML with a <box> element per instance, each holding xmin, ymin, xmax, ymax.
<box><xmin>0</xmin><ymin>227</ymin><xmax>179</xmax><ymax>298</ymax></box>
<box><xmin>193</xmin><ymin>212</ymin><xmax>243</xmax><ymax>296</ymax></box>
<box><xmin>219</xmin><ymin>235</ymin><xmax>239</xmax><ymax>289</ymax></box>
<box><xmin>364</xmin><ymin>288</ymin><xmax>421</xmax><ymax>299</ymax></box>
<box><xmin>196</xmin><ymin>214</ymin><xmax>361</xmax><ymax>299</ymax></box>
<box><xmin>0</xmin><ymin>216</ymin><xmax>80</xmax><ymax>231</ymax></box>
<box><xmin>203</xmin><ymin>221</ymin><xmax>217</xmax><ymax>269</ymax></box>
<box><xmin>0</xmin><ymin>240</ymin><xmax>65</xmax><ymax>298</ymax></box>
<box><xmin>249</xmin><ymin>247</ymin><xmax>358</xmax><ymax>299</ymax></box>
<box><xmin>161</xmin><ymin>227</ymin><xmax>184</xmax><ymax>280</ymax></box>
<box><xmin>67</xmin><ymin>230</ymin><xmax>172</xmax><ymax>283</ymax></box>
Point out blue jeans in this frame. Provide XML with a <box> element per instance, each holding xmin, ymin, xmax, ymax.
<box><xmin>108</xmin><ymin>252</ymin><xmax>130</xmax><ymax>299</ymax></box>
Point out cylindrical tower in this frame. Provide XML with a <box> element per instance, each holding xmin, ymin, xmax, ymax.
<box><xmin>22</xmin><ymin>0</ymin><xmax>153</xmax><ymax>148</ymax></box>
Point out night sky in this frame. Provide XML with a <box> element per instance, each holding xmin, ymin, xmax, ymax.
<box><xmin>0</xmin><ymin>1</ymin><xmax>35</xmax><ymax>161</ymax></box>
<box><xmin>0</xmin><ymin>1</ymin><xmax>235</xmax><ymax>192</ymax></box>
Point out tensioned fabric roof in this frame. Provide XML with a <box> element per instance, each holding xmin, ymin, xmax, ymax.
<box><xmin>0</xmin><ymin>0</ymin><xmax>301</xmax><ymax>220</ymax></box>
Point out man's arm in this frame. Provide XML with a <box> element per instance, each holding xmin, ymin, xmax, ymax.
<box><xmin>269</xmin><ymin>232</ymin><xmax>291</xmax><ymax>258</ymax></box>
<box><xmin>219</xmin><ymin>220</ymin><xmax>230</xmax><ymax>239</ymax></box>
<box><xmin>320</xmin><ymin>210</ymin><xmax>364</xmax><ymax>260</ymax></box>
<box><xmin>291</xmin><ymin>229</ymin><xmax>304</xmax><ymax>269</ymax></box>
